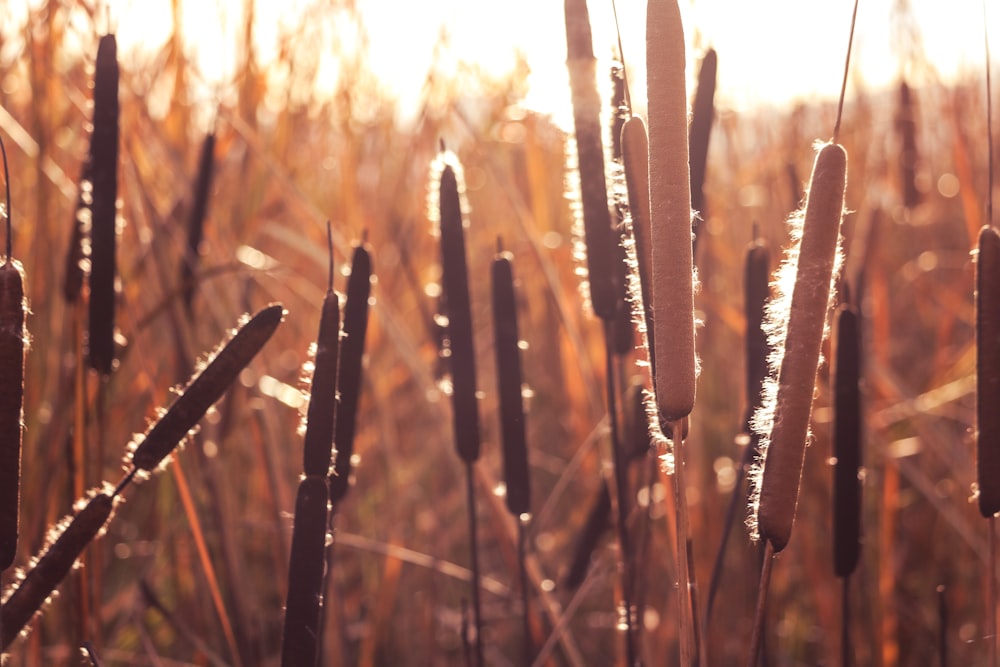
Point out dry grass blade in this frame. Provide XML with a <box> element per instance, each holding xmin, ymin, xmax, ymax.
<box><xmin>181</xmin><ymin>131</ymin><xmax>217</xmax><ymax>313</ymax></box>
<box><xmin>754</xmin><ymin>143</ymin><xmax>848</xmax><ymax>552</ymax></box>
<box><xmin>647</xmin><ymin>0</ymin><xmax>696</xmax><ymax>422</ymax></box>
<box><xmin>492</xmin><ymin>248</ymin><xmax>530</xmax><ymax>517</ymax></box>
<box><xmin>0</xmin><ymin>136</ymin><xmax>25</xmax><ymax>573</ymax></box>
<box><xmin>87</xmin><ymin>34</ymin><xmax>119</xmax><ymax>375</ymax></box>
<box><xmin>1</xmin><ymin>492</ymin><xmax>115</xmax><ymax>649</ymax></box>
<box><xmin>833</xmin><ymin>304</ymin><xmax>862</xmax><ymax>576</ymax></box>
<box><xmin>437</xmin><ymin>159</ymin><xmax>480</xmax><ymax>463</ymax></box>
<box><xmin>330</xmin><ymin>240</ymin><xmax>372</xmax><ymax>504</ymax></box>
<box><xmin>977</xmin><ymin>225</ymin><xmax>1000</xmax><ymax>517</ymax></box>
<box><xmin>690</xmin><ymin>48</ymin><xmax>717</xmax><ymax>254</ymax></box>
<box><xmin>565</xmin><ymin>0</ymin><xmax>618</xmax><ymax>321</ymax></box>
<box><xmin>127</xmin><ymin>304</ymin><xmax>284</xmax><ymax>473</ymax></box>
<box><xmin>281</xmin><ymin>476</ymin><xmax>329</xmax><ymax>667</ymax></box>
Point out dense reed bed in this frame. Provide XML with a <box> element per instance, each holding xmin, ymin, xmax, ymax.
<box><xmin>0</xmin><ymin>1</ymin><xmax>996</xmax><ymax>664</ymax></box>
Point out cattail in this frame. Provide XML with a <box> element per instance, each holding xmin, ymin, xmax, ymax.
<box><xmin>1</xmin><ymin>491</ymin><xmax>116</xmax><ymax>649</ymax></box>
<box><xmin>564</xmin><ymin>482</ymin><xmax>611</xmax><ymax>589</ymax></box>
<box><xmin>127</xmin><ymin>304</ymin><xmax>284</xmax><ymax>473</ymax></box>
<box><xmin>751</xmin><ymin>142</ymin><xmax>848</xmax><ymax>552</ymax></box>
<box><xmin>280</xmin><ymin>476</ymin><xmax>329</xmax><ymax>667</ymax></box>
<box><xmin>63</xmin><ymin>158</ymin><xmax>91</xmax><ymax>303</ymax></box>
<box><xmin>303</xmin><ymin>233</ymin><xmax>341</xmax><ymax>478</ymax></box>
<box><xmin>621</xmin><ymin>117</ymin><xmax>655</xmax><ymax>367</ymax></box>
<box><xmin>565</xmin><ymin>0</ymin><xmax>618</xmax><ymax>320</ymax></box>
<box><xmin>744</xmin><ymin>237</ymin><xmax>770</xmax><ymax>432</ymax></box>
<box><xmin>330</xmin><ymin>240</ymin><xmax>372</xmax><ymax>504</ymax></box>
<box><xmin>647</xmin><ymin>0</ymin><xmax>697</xmax><ymax>422</ymax></box>
<box><xmin>896</xmin><ymin>80</ymin><xmax>920</xmax><ymax>209</ymax></box>
<box><xmin>0</xmin><ymin>137</ymin><xmax>25</xmax><ymax>572</ymax></box>
<box><xmin>181</xmin><ymin>131</ymin><xmax>217</xmax><ymax>313</ymax></box>
<box><xmin>87</xmin><ymin>34</ymin><xmax>119</xmax><ymax>375</ymax></box>
<box><xmin>492</xmin><ymin>245</ymin><xmax>530</xmax><ymax>516</ymax></box>
<box><xmin>436</xmin><ymin>156</ymin><xmax>481</xmax><ymax>463</ymax></box>
<box><xmin>978</xmin><ymin>225</ymin><xmax>1000</xmax><ymax>517</ymax></box>
<box><xmin>833</xmin><ymin>304</ymin><xmax>862</xmax><ymax>576</ymax></box>
<box><xmin>690</xmin><ymin>48</ymin><xmax>717</xmax><ymax>254</ymax></box>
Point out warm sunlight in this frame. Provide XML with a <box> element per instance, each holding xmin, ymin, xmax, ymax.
<box><xmin>97</xmin><ymin>0</ymin><xmax>998</xmax><ymax>126</ymax></box>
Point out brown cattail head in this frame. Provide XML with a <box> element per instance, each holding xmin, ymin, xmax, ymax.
<box><xmin>492</xmin><ymin>248</ymin><xmax>530</xmax><ymax>517</ymax></box>
<box><xmin>647</xmin><ymin>0</ymin><xmax>697</xmax><ymax>423</ymax></box>
<box><xmin>751</xmin><ymin>142</ymin><xmax>848</xmax><ymax>552</ymax></box>
<box><xmin>896</xmin><ymin>79</ymin><xmax>920</xmax><ymax>209</ymax></box>
<box><xmin>977</xmin><ymin>225</ymin><xmax>1000</xmax><ymax>517</ymax></box>
<box><xmin>280</xmin><ymin>476</ymin><xmax>329</xmax><ymax>667</ymax></box>
<box><xmin>565</xmin><ymin>0</ymin><xmax>618</xmax><ymax>320</ymax></box>
<box><xmin>302</xmin><ymin>289</ymin><xmax>340</xmax><ymax>478</ymax></box>
<box><xmin>87</xmin><ymin>33</ymin><xmax>119</xmax><ymax>375</ymax></box>
<box><xmin>128</xmin><ymin>304</ymin><xmax>284</xmax><ymax>473</ymax></box>
<box><xmin>436</xmin><ymin>157</ymin><xmax>481</xmax><ymax>463</ymax></box>
<box><xmin>0</xmin><ymin>262</ymin><xmax>25</xmax><ymax>572</ymax></box>
<box><xmin>330</xmin><ymin>241</ymin><xmax>372</xmax><ymax>504</ymax></box>
<box><xmin>1</xmin><ymin>490</ymin><xmax>116</xmax><ymax>649</ymax></box>
<box><xmin>690</xmin><ymin>47</ymin><xmax>717</xmax><ymax>255</ymax></box>
<box><xmin>833</xmin><ymin>304</ymin><xmax>862</xmax><ymax>576</ymax></box>
<box><xmin>621</xmin><ymin>116</ymin><xmax>655</xmax><ymax>373</ymax></box>
<box><xmin>0</xmin><ymin>136</ymin><xmax>25</xmax><ymax>572</ymax></box>
<box><xmin>181</xmin><ymin>131</ymin><xmax>217</xmax><ymax>313</ymax></box>
<box><xmin>744</xmin><ymin>237</ymin><xmax>770</xmax><ymax>432</ymax></box>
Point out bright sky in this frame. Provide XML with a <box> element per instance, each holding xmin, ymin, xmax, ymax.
<box><xmin>18</xmin><ymin>0</ymin><xmax>999</xmax><ymax>126</ymax></box>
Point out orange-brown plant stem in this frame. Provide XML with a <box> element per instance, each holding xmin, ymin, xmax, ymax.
<box><xmin>747</xmin><ymin>541</ymin><xmax>775</xmax><ymax>667</ymax></box>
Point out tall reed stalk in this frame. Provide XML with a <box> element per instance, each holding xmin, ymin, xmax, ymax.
<box><xmin>435</xmin><ymin>152</ymin><xmax>483</xmax><ymax>665</ymax></box>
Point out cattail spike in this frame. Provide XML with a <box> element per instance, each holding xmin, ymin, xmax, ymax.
<box><xmin>302</xmin><ymin>290</ymin><xmax>340</xmax><ymax>478</ymax></box>
<box><xmin>87</xmin><ymin>33</ymin><xmax>119</xmax><ymax>375</ymax></box>
<box><xmin>978</xmin><ymin>225</ymin><xmax>1000</xmax><ymax>517</ymax></box>
<box><xmin>833</xmin><ymin>305</ymin><xmax>862</xmax><ymax>576</ymax></box>
<box><xmin>647</xmin><ymin>0</ymin><xmax>697</xmax><ymax>422</ymax></box>
<box><xmin>128</xmin><ymin>305</ymin><xmax>284</xmax><ymax>473</ymax></box>
<box><xmin>181</xmin><ymin>131</ymin><xmax>216</xmax><ymax>312</ymax></box>
<box><xmin>753</xmin><ymin>142</ymin><xmax>848</xmax><ymax>552</ymax></box>
<box><xmin>330</xmin><ymin>242</ymin><xmax>372</xmax><ymax>503</ymax></box>
<box><xmin>690</xmin><ymin>48</ymin><xmax>717</xmax><ymax>255</ymax></box>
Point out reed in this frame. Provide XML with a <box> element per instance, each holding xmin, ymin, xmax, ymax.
<box><xmin>750</xmin><ymin>143</ymin><xmax>847</xmax><ymax>552</ymax></box>
<box><xmin>1</xmin><ymin>490</ymin><xmax>116</xmax><ymax>650</ymax></box>
<box><xmin>690</xmin><ymin>48</ymin><xmax>717</xmax><ymax>256</ymax></box>
<box><xmin>565</xmin><ymin>0</ymin><xmax>618</xmax><ymax>321</ymax></box>
<box><xmin>329</xmin><ymin>239</ymin><xmax>373</xmax><ymax>505</ymax></box>
<box><xmin>978</xmin><ymin>225</ymin><xmax>1000</xmax><ymax>517</ymax></box>
<box><xmin>181</xmin><ymin>131</ymin><xmax>217</xmax><ymax>313</ymax></box>
<box><xmin>433</xmin><ymin>151</ymin><xmax>483</xmax><ymax>664</ymax></box>
<box><xmin>0</xmin><ymin>137</ymin><xmax>25</xmax><ymax>574</ymax></box>
<box><xmin>647</xmin><ymin>0</ymin><xmax>697</xmax><ymax>423</ymax></box>
<box><xmin>87</xmin><ymin>34</ymin><xmax>119</xmax><ymax>376</ymax></box>
<box><xmin>126</xmin><ymin>304</ymin><xmax>285</xmax><ymax>475</ymax></box>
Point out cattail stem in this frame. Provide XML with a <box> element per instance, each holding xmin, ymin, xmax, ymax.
<box><xmin>518</xmin><ymin>518</ymin><xmax>533</xmax><ymax>666</ymax></box>
<box><xmin>603</xmin><ymin>321</ymin><xmax>637</xmax><ymax>665</ymax></box>
<box><xmin>841</xmin><ymin>576</ymin><xmax>851</xmax><ymax>667</ymax></box>
<box><xmin>670</xmin><ymin>420</ymin><xmax>695</xmax><ymax>666</ymax></box>
<box><xmin>746</xmin><ymin>541</ymin><xmax>775</xmax><ymax>667</ymax></box>
<box><xmin>464</xmin><ymin>462</ymin><xmax>484</xmax><ymax>667</ymax></box>
<box><xmin>991</xmin><ymin>518</ymin><xmax>997</xmax><ymax>667</ymax></box>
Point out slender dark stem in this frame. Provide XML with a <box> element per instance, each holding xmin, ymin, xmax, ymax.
<box><xmin>833</xmin><ymin>0</ymin><xmax>860</xmax><ymax>143</ymax></box>
<box><xmin>747</xmin><ymin>541</ymin><xmax>775</xmax><ymax>667</ymax></box>
<box><xmin>326</xmin><ymin>220</ymin><xmax>334</xmax><ymax>292</ymax></box>
<box><xmin>518</xmin><ymin>518</ymin><xmax>533</xmax><ymax>666</ymax></box>
<box><xmin>604</xmin><ymin>321</ymin><xmax>637</xmax><ymax>666</ymax></box>
<box><xmin>610</xmin><ymin>0</ymin><xmax>631</xmax><ymax>114</ymax></box>
<box><xmin>465</xmin><ymin>461</ymin><xmax>484</xmax><ymax>667</ymax></box>
<box><xmin>842</xmin><ymin>576</ymin><xmax>851</xmax><ymax>667</ymax></box>
<box><xmin>671</xmin><ymin>418</ymin><xmax>695</xmax><ymax>667</ymax></box>
<box><xmin>938</xmin><ymin>584</ymin><xmax>948</xmax><ymax>667</ymax></box>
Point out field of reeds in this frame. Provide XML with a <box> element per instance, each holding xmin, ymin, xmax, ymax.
<box><xmin>0</xmin><ymin>1</ymin><xmax>997</xmax><ymax>665</ymax></box>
